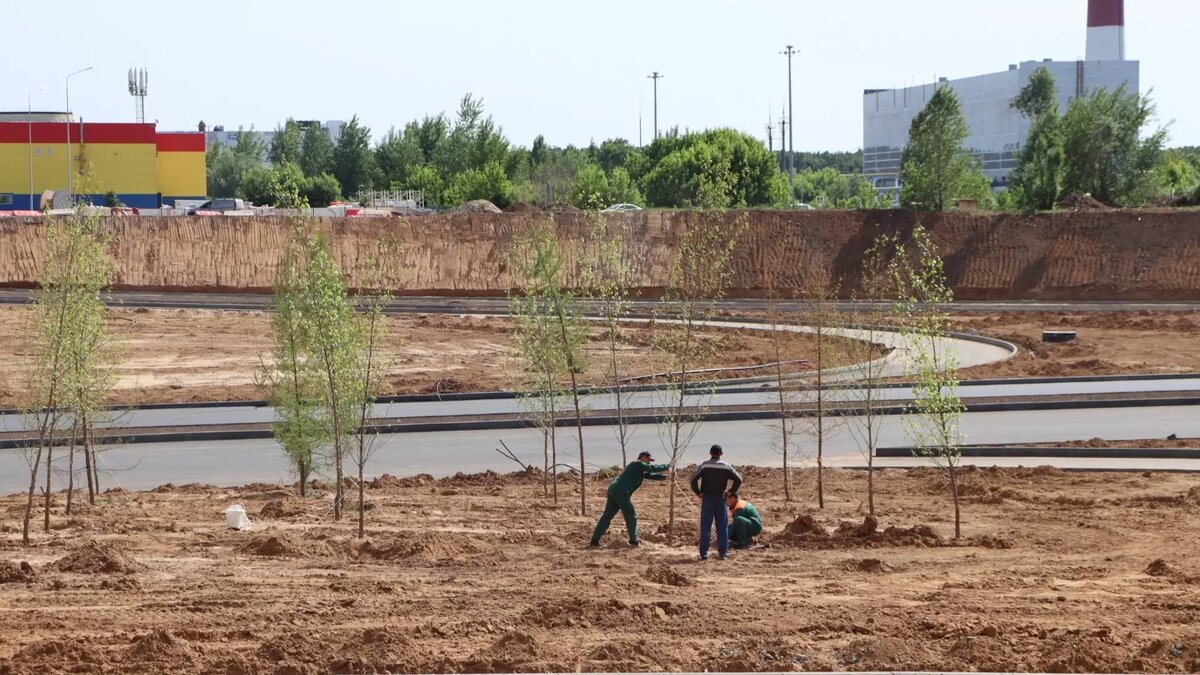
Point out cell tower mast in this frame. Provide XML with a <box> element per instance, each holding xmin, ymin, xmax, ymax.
<box><xmin>128</xmin><ymin>68</ymin><xmax>148</xmax><ymax>123</ymax></box>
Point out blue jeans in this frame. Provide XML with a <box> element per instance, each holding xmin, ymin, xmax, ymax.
<box><xmin>699</xmin><ymin>494</ymin><xmax>729</xmax><ymax>558</ymax></box>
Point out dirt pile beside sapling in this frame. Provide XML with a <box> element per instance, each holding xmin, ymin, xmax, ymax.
<box><xmin>355</xmin><ymin>533</ymin><xmax>493</xmax><ymax>564</ymax></box>
<box><xmin>0</xmin><ymin>560</ymin><xmax>35</xmax><ymax>583</ymax></box>
<box><xmin>238</xmin><ymin>531</ymin><xmax>332</xmax><ymax>558</ymax></box>
<box><xmin>3</xmin><ymin>638</ymin><xmax>108</xmax><ymax>674</ymax></box>
<box><xmin>644</xmin><ymin>563</ymin><xmax>694</xmax><ymax>587</ymax></box>
<box><xmin>50</xmin><ymin>541</ymin><xmax>145</xmax><ymax>574</ymax></box>
<box><xmin>258</xmin><ymin>499</ymin><xmax>307</xmax><ymax>518</ymax></box>
<box><xmin>122</xmin><ymin>629</ymin><xmax>197</xmax><ymax>672</ymax></box>
<box><xmin>773</xmin><ymin>514</ymin><xmax>943</xmax><ymax>549</ymax></box>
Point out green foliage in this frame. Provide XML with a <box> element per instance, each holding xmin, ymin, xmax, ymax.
<box><xmin>606</xmin><ymin>167</ymin><xmax>643</xmax><ymax>206</ymax></box>
<box><xmin>1061</xmin><ymin>85</ymin><xmax>1167</xmax><ymax>205</ymax></box>
<box><xmin>22</xmin><ymin>208</ymin><xmax>116</xmax><ymax>540</ymax></box>
<box><xmin>442</xmin><ymin>161</ymin><xmax>515</xmax><ymax>208</ymax></box>
<box><xmin>595</xmin><ymin>139</ymin><xmax>636</xmax><ymax>173</ymax></box>
<box><xmin>398</xmin><ymin>165</ymin><xmax>445</xmax><ymax>207</ymax></box>
<box><xmin>569</xmin><ymin>164</ymin><xmax>609</xmax><ymax>210</ymax></box>
<box><xmin>900</xmin><ymin>87</ymin><xmax>992</xmax><ymax>211</ymax></box>
<box><xmin>301</xmin><ymin>173</ymin><xmax>342</xmax><ymax>208</ymax></box>
<box><xmin>1153</xmin><ymin>150</ymin><xmax>1199</xmax><ymax>199</ymax></box>
<box><xmin>642</xmin><ymin>129</ymin><xmax>787</xmax><ymax>208</ymax></box>
<box><xmin>1011</xmin><ymin>111</ymin><xmax>1064</xmax><ymax>211</ymax></box>
<box><xmin>891</xmin><ymin>224</ymin><xmax>965</xmax><ymax>538</ymax></box>
<box><xmin>206</xmin><ymin>144</ymin><xmax>259</xmax><ymax>198</ymax></box>
<box><xmin>791</xmin><ymin>150</ymin><xmax>863</xmax><ymax>174</ymax></box>
<box><xmin>333</xmin><ymin>116</ymin><xmax>375</xmax><ymax>198</ymax></box>
<box><xmin>237</xmin><ymin>162</ymin><xmax>304</xmax><ymax>207</ymax></box>
<box><xmin>374</xmin><ymin>126</ymin><xmax>424</xmax><ymax>189</ymax></box>
<box><xmin>793</xmin><ymin>168</ymin><xmax>878</xmax><ymax>207</ymax></box>
<box><xmin>263</xmin><ymin>234</ymin><xmax>327</xmax><ymax>496</ymax></box>
<box><xmin>270</xmin><ymin>119</ymin><xmax>303</xmax><ymax>166</ymax></box>
<box><xmin>103</xmin><ymin>191</ymin><xmax>119</xmax><ymax>208</ymax></box>
<box><xmin>299</xmin><ymin>124</ymin><xmax>335</xmax><ymax>178</ymax></box>
<box><xmin>509</xmin><ymin>222</ymin><xmax>589</xmax><ymax>505</ymax></box>
<box><xmin>1011</xmin><ymin>67</ymin><xmax>1059</xmax><ymax>120</ymax></box>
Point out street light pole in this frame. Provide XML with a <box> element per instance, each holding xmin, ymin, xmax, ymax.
<box><xmin>28</xmin><ymin>88</ymin><xmax>41</xmax><ymax>211</ymax></box>
<box><xmin>647</xmin><ymin>72</ymin><xmax>663</xmax><ymax>140</ymax></box>
<box><xmin>65</xmin><ymin>66</ymin><xmax>93</xmax><ymax>204</ymax></box>
<box><xmin>781</xmin><ymin>46</ymin><xmax>796</xmax><ymax>201</ymax></box>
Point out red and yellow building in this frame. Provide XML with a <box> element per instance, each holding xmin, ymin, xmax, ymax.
<box><xmin>0</xmin><ymin>121</ymin><xmax>205</xmax><ymax>210</ymax></box>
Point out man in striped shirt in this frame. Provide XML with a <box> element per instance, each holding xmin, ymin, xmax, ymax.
<box><xmin>689</xmin><ymin>444</ymin><xmax>743</xmax><ymax>560</ymax></box>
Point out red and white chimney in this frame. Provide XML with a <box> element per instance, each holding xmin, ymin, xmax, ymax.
<box><xmin>1086</xmin><ymin>0</ymin><xmax>1125</xmax><ymax>61</ymax></box>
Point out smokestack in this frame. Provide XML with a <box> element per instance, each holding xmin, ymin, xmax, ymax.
<box><xmin>1086</xmin><ymin>0</ymin><xmax>1125</xmax><ymax>61</ymax></box>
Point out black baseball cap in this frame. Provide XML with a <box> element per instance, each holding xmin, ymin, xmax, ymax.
<box><xmin>710</xmin><ymin>444</ymin><xmax>723</xmax><ymax>456</ymax></box>
<box><xmin>638</xmin><ymin>451</ymin><xmax>655</xmax><ymax>461</ymax></box>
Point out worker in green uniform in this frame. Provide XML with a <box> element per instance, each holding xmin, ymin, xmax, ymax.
<box><xmin>726</xmin><ymin>491</ymin><xmax>763</xmax><ymax>549</ymax></box>
<box><xmin>590</xmin><ymin>451</ymin><xmax>669</xmax><ymax>547</ymax></box>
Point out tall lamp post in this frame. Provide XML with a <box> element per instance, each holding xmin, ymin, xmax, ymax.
<box><xmin>65</xmin><ymin>66</ymin><xmax>93</xmax><ymax>204</ymax></box>
<box><xmin>647</xmin><ymin>71</ymin><xmax>663</xmax><ymax>140</ymax></box>
<box><xmin>27</xmin><ymin>88</ymin><xmax>41</xmax><ymax>211</ymax></box>
<box><xmin>781</xmin><ymin>46</ymin><xmax>796</xmax><ymax>201</ymax></box>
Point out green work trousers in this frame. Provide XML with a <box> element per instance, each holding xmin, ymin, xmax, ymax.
<box><xmin>591</xmin><ymin>489</ymin><xmax>638</xmax><ymax>544</ymax></box>
<box><xmin>728</xmin><ymin>515</ymin><xmax>763</xmax><ymax>548</ymax></box>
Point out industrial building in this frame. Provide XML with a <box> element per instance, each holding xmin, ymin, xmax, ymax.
<box><xmin>863</xmin><ymin>0</ymin><xmax>1139</xmax><ymax>190</ymax></box>
<box><xmin>203</xmin><ymin>119</ymin><xmax>344</xmax><ymax>159</ymax></box>
<box><xmin>0</xmin><ymin>113</ymin><xmax>206</xmax><ymax>210</ymax></box>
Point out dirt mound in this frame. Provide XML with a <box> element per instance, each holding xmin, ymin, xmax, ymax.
<box><xmin>330</xmin><ymin>626</ymin><xmax>428</xmax><ymax>674</ymax></box>
<box><xmin>3</xmin><ymin>638</ymin><xmax>107</xmax><ymax>674</ymax></box>
<box><xmin>586</xmin><ymin>640</ymin><xmax>678</xmax><ymax>670</ymax></box>
<box><xmin>462</xmin><ymin>630</ymin><xmax>555</xmax><ymax>672</ymax></box>
<box><xmin>367</xmin><ymin>473</ymin><xmax>403</xmax><ymax>489</ymax></box>
<box><xmin>967</xmin><ymin>534</ymin><xmax>1015</xmax><ymax>549</ymax></box>
<box><xmin>1038</xmin><ymin>635</ymin><xmax>1128</xmax><ymax>673</ymax></box>
<box><xmin>239</xmin><ymin>531</ymin><xmax>331</xmax><ymax>558</ymax></box>
<box><xmin>0</xmin><ymin>560</ymin><xmax>35</xmax><ymax>583</ymax></box>
<box><xmin>50</xmin><ymin>541</ymin><xmax>145</xmax><ymax>574</ymax></box>
<box><xmin>356</xmin><ymin>533</ymin><xmax>490</xmax><ymax>563</ymax></box>
<box><xmin>644</xmin><ymin>563</ymin><xmax>694</xmax><ymax>587</ymax></box>
<box><xmin>1146</xmin><ymin>559</ymin><xmax>1173</xmax><ymax>577</ymax></box>
<box><xmin>713</xmin><ymin>638</ymin><xmax>811</xmax><ymax>672</ymax></box>
<box><xmin>255</xmin><ymin>631</ymin><xmax>328</xmax><ymax>672</ymax></box>
<box><xmin>784</xmin><ymin>513</ymin><xmax>824</xmax><ymax>535</ymax></box>
<box><xmin>522</xmin><ymin>597</ymin><xmax>684</xmax><ymax>630</ymax></box>
<box><xmin>843</xmin><ymin>557</ymin><xmax>891</xmax><ymax>573</ymax></box>
<box><xmin>446</xmin><ymin>199</ymin><xmax>502</xmax><ymax>214</ymax></box>
<box><xmin>774</xmin><ymin>515</ymin><xmax>943</xmax><ymax>549</ymax></box>
<box><xmin>945</xmin><ymin>635</ymin><xmax>1019</xmax><ymax>672</ymax></box>
<box><xmin>258</xmin><ymin>499</ymin><xmax>306</xmax><ymax>518</ymax></box>
<box><xmin>122</xmin><ymin>629</ymin><xmax>197</xmax><ymax>671</ymax></box>
<box><xmin>641</xmin><ymin>520</ymin><xmax>699</xmax><ymax>545</ymax></box>
<box><xmin>837</xmin><ymin>636</ymin><xmax>938</xmax><ymax>670</ymax></box>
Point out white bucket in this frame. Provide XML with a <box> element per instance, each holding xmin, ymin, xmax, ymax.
<box><xmin>224</xmin><ymin>504</ymin><xmax>251</xmax><ymax>530</ymax></box>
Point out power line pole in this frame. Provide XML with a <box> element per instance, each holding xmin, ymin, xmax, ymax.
<box><xmin>647</xmin><ymin>72</ymin><xmax>663</xmax><ymax>140</ymax></box>
<box><xmin>766</xmin><ymin>116</ymin><xmax>774</xmax><ymax>153</ymax></box>
<box><xmin>781</xmin><ymin>45</ymin><xmax>796</xmax><ymax>201</ymax></box>
<box><xmin>778</xmin><ymin>113</ymin><xmax>787</xmax><ymax>173</ymax></box>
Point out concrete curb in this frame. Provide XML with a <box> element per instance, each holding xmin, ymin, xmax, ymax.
<box><xmin>5</xmin><ymin>396</ymin><xmax>1199</xmax><ymax>451</ymax></box>
<box><xmin>877</xmin><ymin>446</ymin><xmax>1200</xmax><ymax>460</ymax></box>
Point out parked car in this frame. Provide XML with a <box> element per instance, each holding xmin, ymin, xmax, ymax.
<box><xmin>187</xmin><ymin>198</ymin><xmax>253</xmax><ymax>216</ymax></box>
<box><xmin>601</xmin><ymin>203</ymin><xmax>643</xmax><ymax>212</ymax></box>
<box><xmin>792</xmin><ymin>202</ymin><xmax>814</xmax><ymax>210</ymax></box>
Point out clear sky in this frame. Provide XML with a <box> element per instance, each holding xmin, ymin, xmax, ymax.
<box><xmin>7</xmin><ymin>0</ymin><xmax>1196</xmax><ymax>151</ymax></box>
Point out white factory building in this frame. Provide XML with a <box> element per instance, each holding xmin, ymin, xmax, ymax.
<box><xmin>863</xmin><ymin>0</ymin><xmax>1138</xmax><ymax>191</ymax></box>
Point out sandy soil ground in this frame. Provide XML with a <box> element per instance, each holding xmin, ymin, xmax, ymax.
<box><xmin>0</xmin><ymin>307</ymin><xmax>850</xmax><ymax>408</ymax></box>
<box><xmin>1</xmin><ymin>466</ymin><xmax>1199</xmax><ymax>673</ymax></box>
<box><xmin>951</xmin><ymin>311</ymin><xmax>1200</xmax><ymax>379</ymax></box>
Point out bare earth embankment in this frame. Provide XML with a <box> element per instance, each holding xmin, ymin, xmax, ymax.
<box><xmin>2</xmin><ymin>467</ymin><xmax>1200</xmax><ymax>673</ymax></box>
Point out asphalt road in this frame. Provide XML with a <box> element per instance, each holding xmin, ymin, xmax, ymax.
<box><xmin>2</xmin><ymin>289</ymin><xmax>1200</xmax><ymax>314</ymax></box>
<box><xmin>3</xmin><ymin>375</ymin><xmax>1197</xmax><ymax>433</ymax></box>
<box><xmin>3</xmin><ymin>405</ymin><xmax>1197</xmax><ymax>494</ymax></box>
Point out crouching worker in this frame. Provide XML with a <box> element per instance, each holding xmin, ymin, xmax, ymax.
<box><xmin>726</xmin><ymin>492</ymin><xmax>763</xmax><ymax>549</ymax></box>
<box><xmin>590</xmin><ymin>451</ymin><xmax>669</xmax><ymax>547</ymax></box>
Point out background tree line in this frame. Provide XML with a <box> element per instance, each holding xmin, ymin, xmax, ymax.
<box><xmin>207</xmin><ymin>84</ymin><xmax>1199</xmax><ymax>212</ymax></box>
